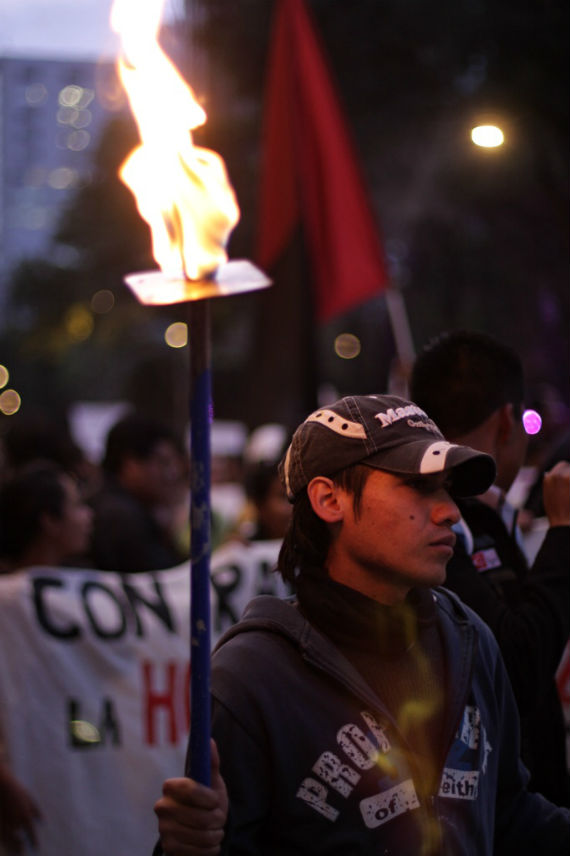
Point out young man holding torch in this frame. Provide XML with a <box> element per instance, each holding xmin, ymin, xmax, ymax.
<box><xmin>154</xmin><ymin>394</ymin><xmax>570</xmax><ymax>854</ymax></box>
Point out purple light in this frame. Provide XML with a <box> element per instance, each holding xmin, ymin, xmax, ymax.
<box><xmin>522</xmin><ymin>409</ymin><xmax>542</xmax><ymax>435</ymax></box>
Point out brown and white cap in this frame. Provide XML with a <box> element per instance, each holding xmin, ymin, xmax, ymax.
<box><xmin>279</xmin><ymin>394</ymin><xmax>496</xmax><ymax>501</ymax></box>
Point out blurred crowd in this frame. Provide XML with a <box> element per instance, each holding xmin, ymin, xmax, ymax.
<box><xmin>0</xmin><ymin>407</ymin><xmax>294</xmax><ymax>576</ymax></box>
<box><xmin>1</xmin><ymin>381</ymin><xmax>566</xmax><ymax>578</ymax></box>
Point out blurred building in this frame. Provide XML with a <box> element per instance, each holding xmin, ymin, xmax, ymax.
<box><xmin>0</xmin><ymin>55</ymin><xmax>120</xmax><ymax>319</ymax></box>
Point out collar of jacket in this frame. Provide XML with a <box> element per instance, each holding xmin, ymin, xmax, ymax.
<box><xmin>215</xmin><ymin>589</ymin><xmax>477</xmax><ymax>739</ymax></box>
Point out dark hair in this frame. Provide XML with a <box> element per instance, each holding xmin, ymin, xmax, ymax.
<box><xmin>410</xmin><ymin>330</ymin><xmax>524</xmax><ymax>438</ymax></box>
<box><xmin>244</xmin><ymin>461</ymin><xmax>280</xmax><ymax>506</ymax></box>
<box><xmin>278</xmin><ymin>464</ymin><xmax>372</xmax><ymax>587</ymax></box>
<box><xmin>102</xmin><ymin>413</ymin><xmax>180</xmax><ymax>475</ymax></box>
<box><xmin>244</xmin><ymin>429</ymin><xmax>290</xmax><ymax>506</ymax></box>
<box><xmin>0</xmin><ymin>461</ymin><xmax>67</xmax><ymax>560</ymax></box>
<box><xmin>2</xmin><ymin>409</ymin><xmax>84</xmax><ymax>473</ymax></box>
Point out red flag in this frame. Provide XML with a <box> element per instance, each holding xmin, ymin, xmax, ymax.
<box><xmin>256</xmin><ymin>0</ymin><xmax>388</xmax><ymax>322</ymax></box>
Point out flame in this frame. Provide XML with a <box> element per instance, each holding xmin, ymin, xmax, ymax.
<box><xmin>111</xmin><ymin>0</ymin><xmax>240</xmax><ymax>281</ymax></box>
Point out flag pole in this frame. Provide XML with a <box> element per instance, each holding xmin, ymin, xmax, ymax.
<box><xmin>384</xmin><ymin>284</ymin><xmax>415</xmax><ymax>363</ymax></box>
<box><xmin>384</xmin><ymin>283</ymin><xmax>416</xmax><ymax>397</ymax></box>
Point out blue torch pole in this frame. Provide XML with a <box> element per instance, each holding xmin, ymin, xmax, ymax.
<box><xmin>187</xmin><ymin>297</ymin><xmax>212</xmax><ymax>785</ymax></box>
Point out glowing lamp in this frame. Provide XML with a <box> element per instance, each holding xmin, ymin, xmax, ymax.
<box><xmin>522</xmin><ymin>409</ymin><xmax>542</xmax><ymax>436</ymax></box>
<box><xmin>471</xmin><ymin>124</ymin><xmax>504</xmax><ymax>148</ymax></box>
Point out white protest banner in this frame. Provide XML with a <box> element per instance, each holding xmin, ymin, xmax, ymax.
<box><xmin>210</xmin><ymin>538</ymin><xmax>289</xmax><ymax>643</ymax></box>
<box><xmin>0</xmin><ymin>540</ymin><xmax>287</xmax><ymax>855</ymax></box>
<box><xmin>0</xmin><ymin>564</ymin><xmax>191</xmax><ymax>855</ymax></box>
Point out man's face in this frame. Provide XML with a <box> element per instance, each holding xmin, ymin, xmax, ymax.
<box><xmin>126</xmin><ymin>440</ymin><xmax>184</xmax><ymax>506</ymax></box>
<box><xmin>327</xmin><ymin>469</ymin><xmax>460</xmax><ymax>604</ymax></box>
<box><xmin>51</xmin><ymin>475</ymin><xmax>93</xmax><ymax>559</ymax></box>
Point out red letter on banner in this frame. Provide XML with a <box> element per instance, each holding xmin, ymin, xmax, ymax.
<box><xmin>143</xmin><ymin>661</ymin><xmax>178</xmax><ymax>745</ymax></box>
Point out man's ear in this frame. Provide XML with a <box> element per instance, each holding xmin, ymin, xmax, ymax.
<box><xmin>307</xmin><ymin>477</ymin><xmax>345</xmax><ymax>524</ymax></box>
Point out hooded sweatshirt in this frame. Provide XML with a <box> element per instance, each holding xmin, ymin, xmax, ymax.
<box><xmin>208</xmin><ymin>586</ymin><xmax>569</xmax><ymax>855</ymax></box>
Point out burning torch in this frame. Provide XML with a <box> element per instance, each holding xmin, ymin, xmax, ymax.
<box><xmin>110</xmin><ymin>0</ymin><xmax>271</xmax><ymax>784</ymax></box>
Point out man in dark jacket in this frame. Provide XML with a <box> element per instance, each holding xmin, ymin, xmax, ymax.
<box><xmin>154</xmin><ymin>394</ymin><xmax>569</xmax><ymax>855</ymax></box>
<box><xmin>410</xmin><ymin>330</ymin><xmax>570</xmax><ymax>805</ymax></box>
<box><xmin>88</xmin><ymin>413</ymin><xmax>187</xmax><ymax>572</ymax></box>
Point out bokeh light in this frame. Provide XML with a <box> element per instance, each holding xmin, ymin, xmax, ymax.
<box><xmin>69</xmin><ymin>720</ymin><xmax>101</xmax><ymax>744</ymax></box>
<box><xmin>57</xmin><ymin>106</ymin><xmax>80</xmax><ymax>125</ymax></box>
<box><xmin>0</xmin><ymin>390</ymin><xmax>22</xmax><ymax>416</ymax></box>
<box><xmin>471</xmin><ymin>125</ymin><xmax>504</xmax><ymax>148</ymax></box>
<box><xmin>65</xmin><ymin>304</ymin><xmax>94</xmax><ymax>342</ymax></box>
<box><xmin>0</xmin><ymin>365</ymin><xmax>9</xmax><ymax>389</ymax></box>
<box><xmin>334</xmin><ymin>333</ymin><xmax>361</xmax><ymax>360</ymax></box>
<box><xmin>66</xmin><ymin>130</ymin><xmax>91</xmax><ymax>151</ymax></box>
<box><xmin>58</xmin><ymin>85</ymin><xmax>94</xmax><ymax>109</ymax></box>
<box><xmin>72</xmin><ymin>109</ymin><xmax>92</xmax><ymax>129</ymax></box>
<box><xmin>91</xmin><ymin>289</ymin><xmax>115</xmax><ymax>314</ymax></box>
<box><xmin>25</xmin><ymin>82</ymin><xmax>48</xmax><ymax>106</ymax></box>
<box><xmin>48</xmin><ymin>167</ymin><xmax>78</xmax><ymax>190</ymax></box>
<box><xmin>165</xmin><ymin>322</ymin><xmax>188</xmax><ymax>348</ymax></box>
<box><xmin>522</xmin><ymin>409</ymin><xmax>542</xmax><ymax>435</ymax></box>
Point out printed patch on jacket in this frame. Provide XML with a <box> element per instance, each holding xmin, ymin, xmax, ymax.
<box><xmin>438</xmin><ymin>769</ymin><xmax>479</xmax><ymax>800</ymax></box>
<box><xmin>459</xmin><ymin>704</ymin><xmax>480</xmax><ymax>748</ymax></box>
<box><xmin>471</xmin><ymin>547</ymin><xmax>501</xmax><ymax>572</ymax></box>
<box><xmin>438</xmin><ymin>704</ymin><xmax>491</xmax><ymax>801</ymax></box>
<box><xmin>296</xmin><ymin>710</ymin><xmax>403</xmax><ymax>825</ymax></box>
<box><xmin>360</xmin><ymin>780</ymin><xmax>420</xmax><ymax>828</ymax></box>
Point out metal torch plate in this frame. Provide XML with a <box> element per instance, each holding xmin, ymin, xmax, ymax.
<box><xmin>124</xmin><ymin>260</ymin><xmax>272</xmax><ymax>306</ymax></box>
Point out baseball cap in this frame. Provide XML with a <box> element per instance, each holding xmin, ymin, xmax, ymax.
<box><xmin>279</xmin><ymin>394</ymin><xmax>496</xmax><ymax>500</ymax></box>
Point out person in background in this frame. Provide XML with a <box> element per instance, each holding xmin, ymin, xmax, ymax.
<box><xmin>87</xmin><ymin>412</ymin><xmax>187</xmax><ymax>572</ymax></box>
<box><xmin>154</xmin><ymin>394</ymin><xmax>569</xmax><ymax>855</ymax></box>
<box><xmin>522</xmin><ymin>426</ymin><xmax>570</xmax><ymax>525</ymax></box>
<box><xmin>0</xmin><ymin>460</ymin><xmax>93</xmax><ymax>852</ymax></box>
<box><xmin>209</xmin><ymin>421</ymin><xmax>249</xmax><ymax>548</ymax></box>
<box><xmin>241</xmin><ymin>458</ymin><xmax>292</xmax><ymax>542</ymax></box>
<box><xmin>209</xmin><ymin>425</ymin><xmax>293</xmax><ymax>643</ymax></box>
<box><xmin>410</xmin><ymin>329</ymin><xmax>570</xmax><ymax>805</ymax></box>
<box><xmin>231</xmin><ymin>424</ymin><xmax>292</xmax><ymax>543</ymax></box>
<box><xmin>0</xmin><ymin>460</ymin><xmax>93</xmax><ymax>572</ymax></box>
<box><xmin>0</xmin><ymin>408</ymin><xmax>100</xmax><ymax>502</ymax></box>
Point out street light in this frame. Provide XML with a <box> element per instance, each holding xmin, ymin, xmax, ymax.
<box><xmin>471</xmin><ymin>124</ymin><xmax>505</xmax><ymax>148</ymax></box>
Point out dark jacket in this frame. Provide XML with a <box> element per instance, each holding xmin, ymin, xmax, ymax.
<box><xmin>211</xmin><ymin>592</ymin><xmax>569</xmax><ymax>855</ymax></box>
<box><xmin>88</xmin><ymin>481</ymin><xmax>186</xmax><ymax>572</ymax></box>
<box><xmin>447</xmin><ymin>499</ymin><xmax>569</xmax><ymax>804</ymax></box>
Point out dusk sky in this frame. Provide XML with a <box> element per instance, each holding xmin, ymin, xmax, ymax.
<box><xmin>0</xmin><ymin>0</ymin><xmax>182</xmax><ymax>59</ymax></box>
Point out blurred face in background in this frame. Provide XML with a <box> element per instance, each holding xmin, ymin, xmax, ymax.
<box><xmin>256</xmin><ymin>474</ymin><xmax>292</xmax><ymax>541</ymax></box>
<box><xmin>494</xmin><ymin>403</ymin><xmax>529</xmax><ymax>493</ymax></box>
<box><xmin>46</xmin><ymin>475</ymin><xmax>93</xmax><ymax>560</ymax></box>
<box><xmin>123</xmin><ymin>440</ymin><xmax>184</xmax><ymax>507</ymax></box>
